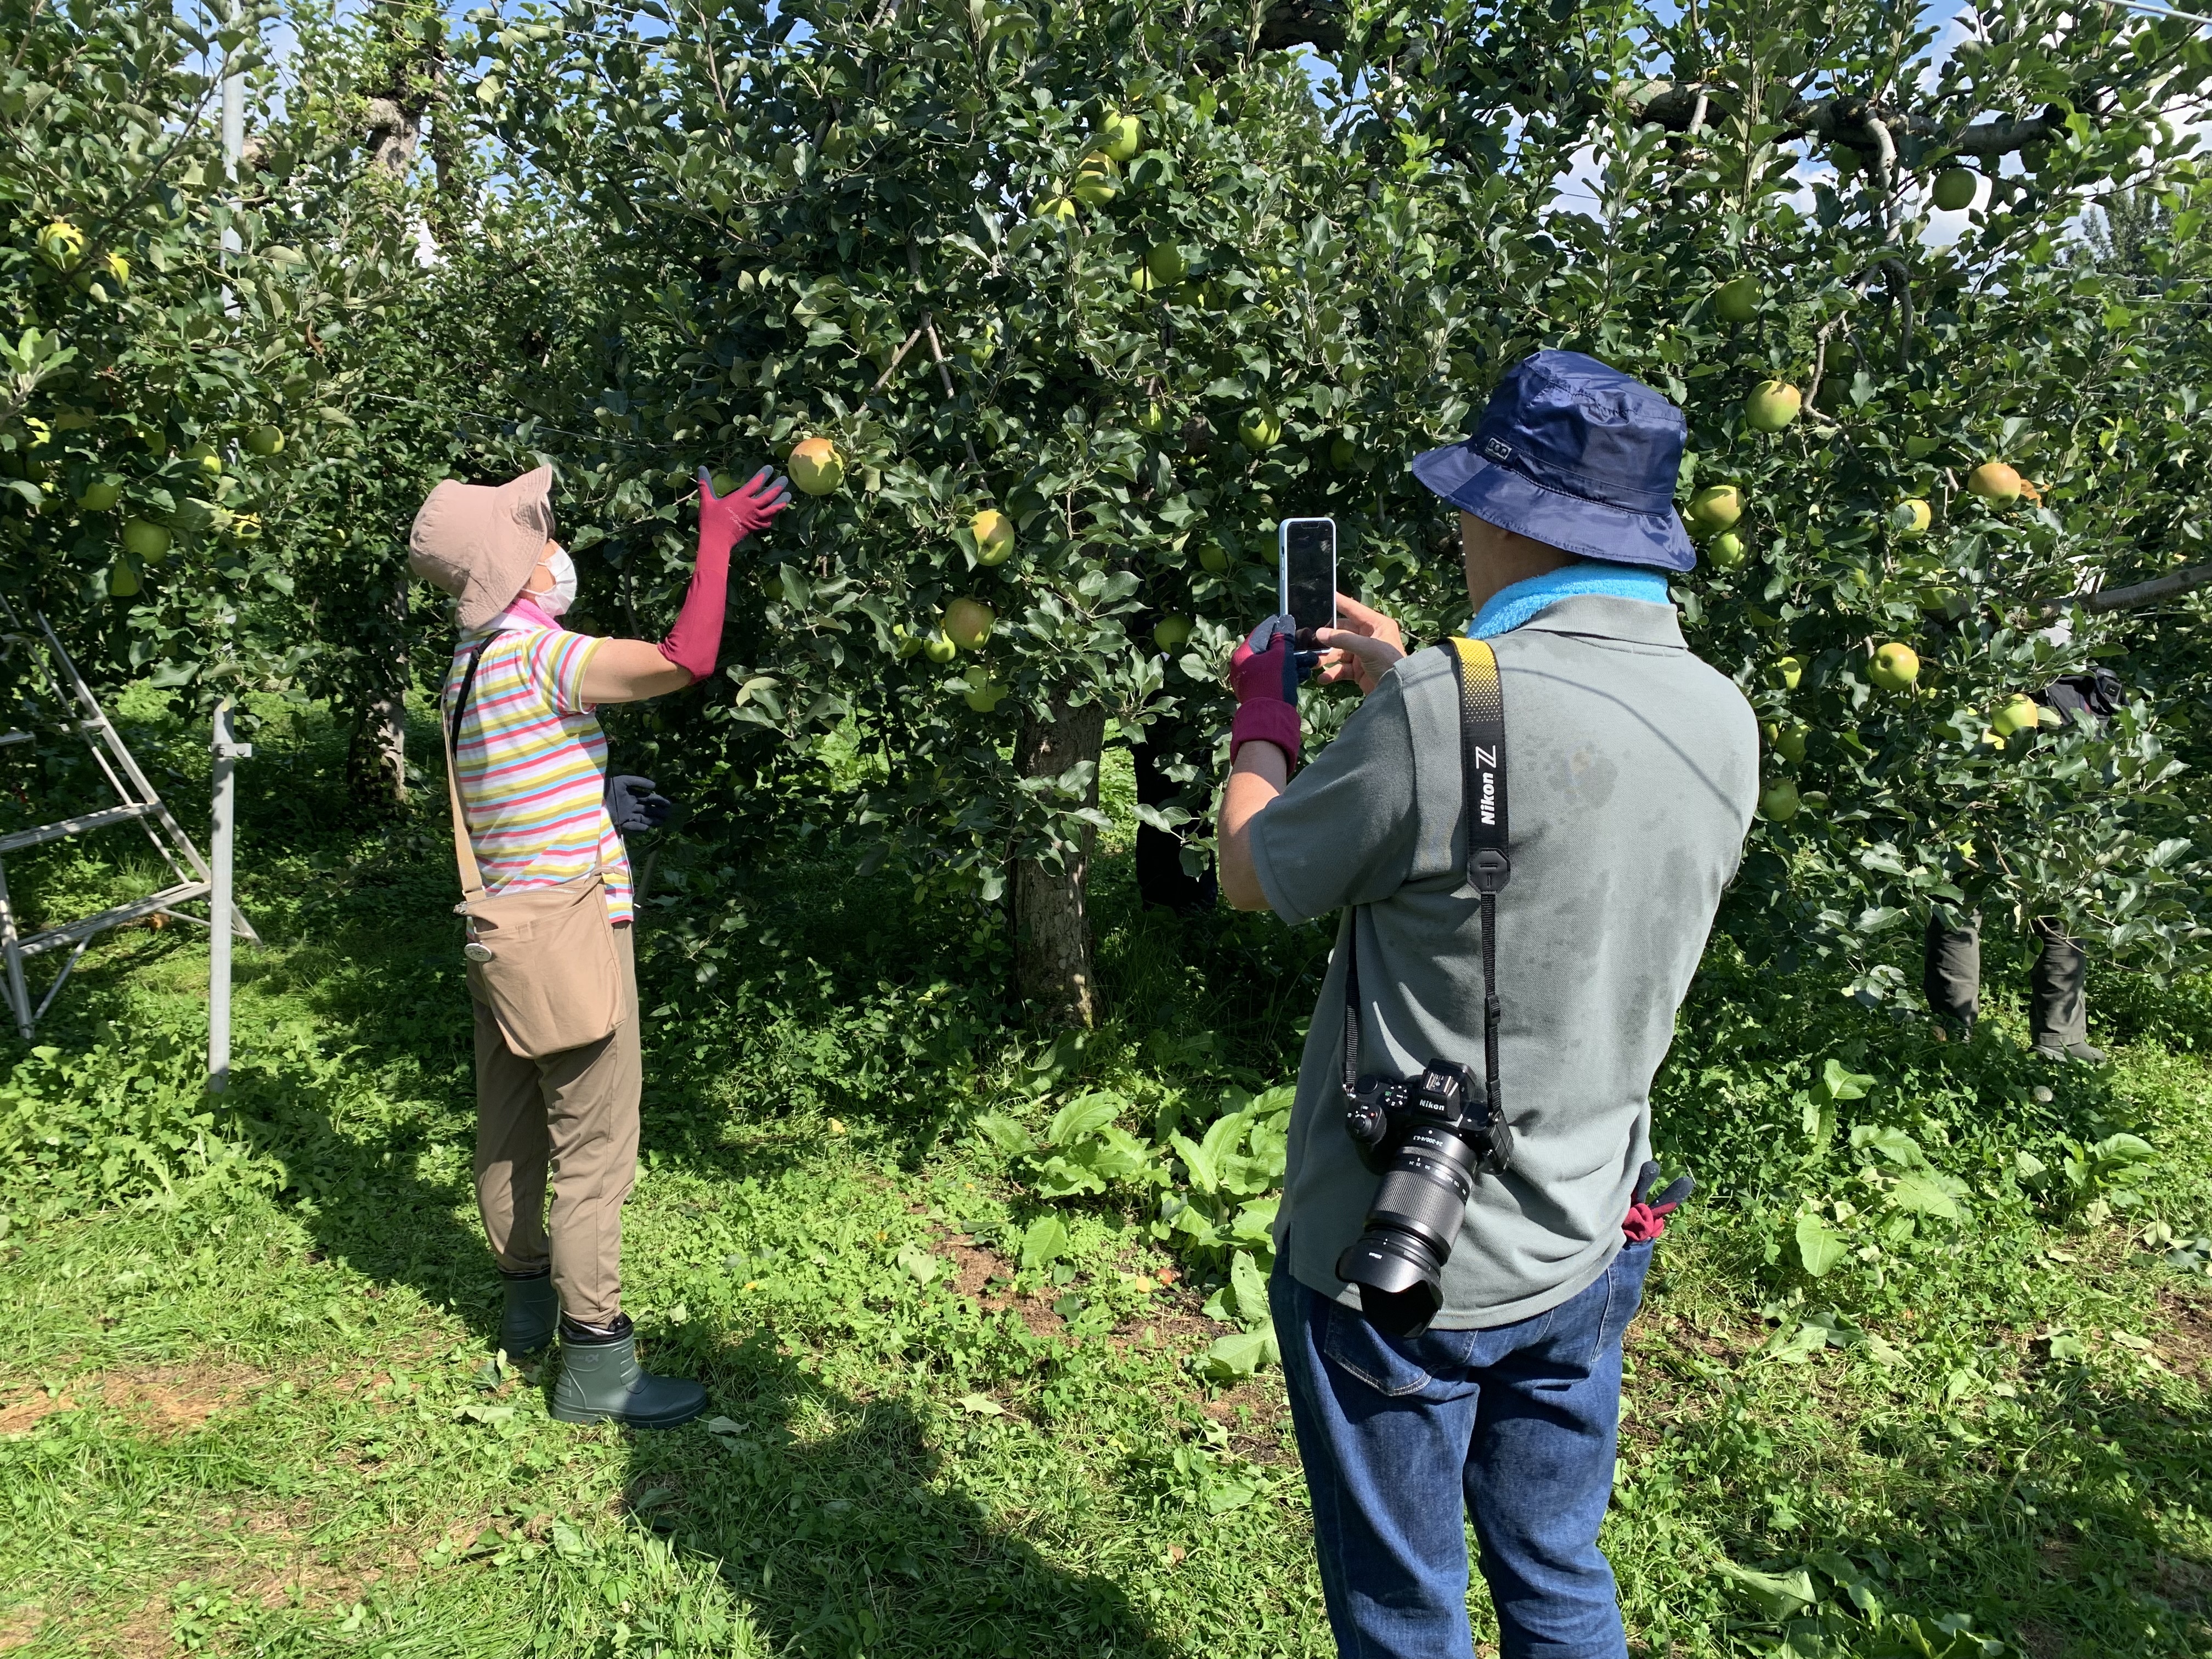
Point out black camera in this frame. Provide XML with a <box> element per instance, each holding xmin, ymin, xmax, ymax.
<box><xmin>1334</xmin><ymin>1059</ymin><xmax>1514</xmax><ymax>1338</ymax></box>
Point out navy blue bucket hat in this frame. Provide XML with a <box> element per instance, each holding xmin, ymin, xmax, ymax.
<box><xmin>1410</xmin><ymin>349</ymin><xmax>1696</xmax><ymax>573</ymax></box>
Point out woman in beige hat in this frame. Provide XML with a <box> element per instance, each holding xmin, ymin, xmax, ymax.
<box><xmin>409</xmin><ymin>462</ymin><xmax>788</xmax><ymax>1427</ymax></box>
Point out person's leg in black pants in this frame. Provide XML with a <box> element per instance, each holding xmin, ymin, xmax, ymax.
<box><xmin>2029</xmin><ymin>918</ymin><xmax>2104</xmax><ymax>1063</ymax></box>
<box><xmin>1132</xmin><ymin>735</ymin><xmax>1217</xmax><ymax>915</ymax></box>
<box><xmin>1922</xmin><ymin>910</ymin><xmax>1980</xmax><ymax>1037</ymax></box>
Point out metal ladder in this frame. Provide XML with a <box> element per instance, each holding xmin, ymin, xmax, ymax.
<box><xmin>0</xmin><ymin>595</ymin><xmax>257</xmax><ymax>1040</ymax></box>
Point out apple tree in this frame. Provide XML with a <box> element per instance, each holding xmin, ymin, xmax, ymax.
<box><xmin>468</xmin><ymin>0</ymin><xmax>1477</xmax><ymax>1022</ymax></box>
<box><xmin>464</xmin><ymin>0</ymin><xmax>2212</xmax><ymax>1022</ymax></box>
<box><xmin>0</xmin><ymin>0</ymin><xmax>428</xmax><ymax>728</ymax></box>
<box><xmin>1314</xmin><ymin>0</ymin><xmax>2212</xmax><ymax>1000</ymax></box>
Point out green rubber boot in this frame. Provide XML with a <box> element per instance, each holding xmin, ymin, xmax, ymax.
<box><xmin>498</xmin><ymin>1269</ymin><xmax>559</xmax><ymax>1357</ymax></box>
<box><xmin>550</xmin><ymin>1317</ymin><xmax>707</xmax><ymax>1429</ymax></box>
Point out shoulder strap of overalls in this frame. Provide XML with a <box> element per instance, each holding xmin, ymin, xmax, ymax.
<box><xmin>1340</xmin><ymin>637</ymin><xmax>1513</xmax><ymax>1117</ymax></box>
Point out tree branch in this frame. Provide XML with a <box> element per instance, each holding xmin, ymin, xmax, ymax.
<box><xmin>2042</xmin><ymin>563</ymin><xmax>2212</xmax><ymax>616</ymax></box>
<box><xmin>1628</xmin><ymin>82</ymin><xmax>2067</xmax><ymax>159</ymax></box>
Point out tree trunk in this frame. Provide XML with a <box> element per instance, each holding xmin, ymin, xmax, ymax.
<box><xmin>1014</xmin><ymin>695</ymin><xmax>1107</xmax><ymax>1026</ymax></box>
<box><xmin>346</xmin><ymin>582</ymin><xmax>410</xmax><ymax>816</ymax></box>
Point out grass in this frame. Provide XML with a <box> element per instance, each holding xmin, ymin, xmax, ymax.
<box><xmin>0</xmin><ymin>689</ymin><xmax>2207</xmax><ymax>1658</ymax></box>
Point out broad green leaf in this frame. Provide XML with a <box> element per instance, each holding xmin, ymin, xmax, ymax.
<box><xmin>1019</xmin><ymin>1214</ymin><xmax>1069</xmax><ymax>1269</ymax></box>
<box><xmin>1199</xmin><ymin>1325</ymin><xmax>1272</xmax><ymax>1380</ymax></box>
<box><xmin>1885</xmin><ymin>1173</ymin><xmax>1962</xmax><ymax>1221</ymax></box>
<box><xmin>1795</xmin><ymin>1212</ymin><xmax>1847</xmax><ymax>1278</ymax></box>
<box><xmin>1045</xmin><ymin>1091</ymin><xmax>1120</xmax><ymax>1146</ymax></box>
<box><xmin>1714</xmin><ymin>1561</ymin><xmax>1817</xmax><ymax>1620</ymax></box>
<box><xmin>972</xmin><ymin>1114</ymin><xmax>1035</xmax><ymax>1155</ymax></box>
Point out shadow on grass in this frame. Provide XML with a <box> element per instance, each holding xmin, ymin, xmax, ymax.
<box><xmin>611</xmin><ymin>1324</ymin><xmax>1171</xmax><ymax>1659</ymax></box>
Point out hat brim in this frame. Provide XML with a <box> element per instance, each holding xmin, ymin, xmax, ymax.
<box><xmin>433</xmin><ymin>467</ymin><xmax>555</xmax><ymax>632</ymax></box>
<box><xmin>1410</xmin><ymin>443</ymin><xmax>1696</xmax><ymax>574</ymax></box>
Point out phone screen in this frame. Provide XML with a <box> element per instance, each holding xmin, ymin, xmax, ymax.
<box><xmin>1280</xmin><ymin>518</ymin><xmax>1337</xmax><ymax>634</ymax></box>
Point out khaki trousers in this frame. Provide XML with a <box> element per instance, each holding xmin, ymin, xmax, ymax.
<box><xmin>472</xmin><ymin>922</ymin><xmax>640</xmax><ymax>1328</ymax></box>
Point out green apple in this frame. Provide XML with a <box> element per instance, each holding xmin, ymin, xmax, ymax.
<box><xmin>1137</xmin><ymin>401</ymin><xmax>1169</xmax><ymax>435</ymax></box>
<box><xmin>1889</xmin><ymin>498</ymin><xmax>1932</xmax><ymax>538</ymax></box>
<box><xmin>1714</xmin><ymin>276</ymin><xmax>1759</xmax><ymax>324</ymax></box>
<box><xmin>121</xmin><ymin>518</ymin><xmax>172</xmax><ymax>561</ymax></box>
<box><xmin>243</xmin><ymin>424</ymin><xmax>284</xmax><ymax>457</ymax></box>
<box><xmin>184</xmin><ymin>441</ymin><xmax>223</xmax><ymax>478</ymax></box>
<box><xmin>39</xmin><ymin>220</ymin><xmax>84</xmax><ymax>270</ymax></box>
<box><xmin>943</xmin><ymin>597</ymin><xmax>995</xmax><ymax>650</ymax></box>
<box><xmin>1144</xmin><ymin>242</ymin><xmax>1185</xmax><ymax>284</ymax></box>
<box><xmin>1931</xmin><ymin>167</ymin><xmax>1978</xmax><ymax>212</ymax></box>
<box><xmin>1238</xmin><ymin>410</ymin><xmax>1281</xmax><ymax>451</ymax></box>
<box><xmin>1099</xmin><ymin>110</ymin><xmax>1143</xmax><ymax>163</ymax></box>
<box><xmin>788</xmin><ymin>437</ymin><xmax>844</xmax><ymax>495</ymax></box>
<box><xmin>1744</xmin><ymin>380</ymin><xmax>1801</xmax><ymax>433</ymax></box>
<box><xmin>1775</xmin><ymin>724</ymin><xmax>1808</xmax><ymax>763</ymax></box>
<box><xmin>1069</xmin><ymin>153</ymin><xmax>1120</xmax><ymax>207</ymax></box>
<box><xmin>1759</xmin><ymin>779</ymin><xmax>1801</xmax><ymax>822</ymax></box>
<box><xmin>1198</xmin><ymin>541</ymin><xmax>1230</xmax><ymax>574</ymax></box>
<box><xmin>75</xmin><ymin>479</ymin><xmax>122</xmax><ymax>512</ymax></box>
<box><xmin>1153</xmin><ymin>613</ymin><xmax>1192</xmax><ymax>651</ymax></box>
<box><xmin>922</xmin><ymin>633</ymin><xmax>957</xmax><ymax>664</ymax></box>
<box><xmin>1036</xmin><ymin>195</ymin><xmax>1076</xmax><ymax>223</ymax></box>
<box><xmin>972</xmin><ymin>509</ymin><xmax>1015</xmax><ymax>565</ymax></box>
<box><xmin>1769</xmin><ymin>653</ymin><xmax>1805</xmax><ymax>691</ymax></box>
<box><xmin>108</xmin><ymin>558</ymin><xmax>142</xmax><ymax>597</ymax></box>
<box><xmin>1707</xmin><ymin>531</ymin><xmax>1746</xmax><ymax>570</ymax></box>
<box><xmin>1869</xmin><ymin>642</ymin><xmax>1921</xmax><ymax>691</ymax></box>
<box><xmin>1966</xmin><ymin>461</ymin><xmax>2022</xmax><ymax>504</ymax></box>
<box><xmin>1687</xmin><ymin>484</ymin><xmax>1742</xmax><ymax>534</ymax></box>
<box><xmin>1991</xmin><ymin>693</ymin><xmax>2041</xmax><ymax>737</ymax></box>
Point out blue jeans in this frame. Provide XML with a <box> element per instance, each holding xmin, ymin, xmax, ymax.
<box><xmin>1271</xmin><ymin>1243</ymin><xmax>1653</xmax><ymax>1659</ymax></box>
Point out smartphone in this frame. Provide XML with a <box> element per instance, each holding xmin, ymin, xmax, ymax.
<box><xmin>1278</xmin><ymin>517</ymin><xmax>1338</xmax><ymax>635</ymax></box>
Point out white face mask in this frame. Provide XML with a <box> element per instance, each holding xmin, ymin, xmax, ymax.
<box><xmin>535</xmin><ymin>545</ymin><xmax>578</xmax><ymax>617</ymax></box>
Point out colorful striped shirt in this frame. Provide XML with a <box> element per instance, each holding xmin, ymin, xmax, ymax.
<box><xmin>443</xmin><ymin>617</ymin><xmax>633</xmax><ymax>924</ymax></box>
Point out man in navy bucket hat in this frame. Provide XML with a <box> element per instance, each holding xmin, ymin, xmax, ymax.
<box><xmin>1212</xmin><ymin>351</ymin><xmax>1757</xmax><ymax>1658</ymax></box>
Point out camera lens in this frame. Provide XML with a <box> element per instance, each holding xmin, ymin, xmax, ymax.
<box><xmin>1334</xmin><ymin>1126</ymin><xmax>1482</xmax><ymax>1338</ymax></box>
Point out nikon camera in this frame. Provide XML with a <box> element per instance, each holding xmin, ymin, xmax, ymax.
<box><xmin>1333</xmin><ymin>1060</ymin><xmax>1513</xmax><ymax>1338</ymax></box>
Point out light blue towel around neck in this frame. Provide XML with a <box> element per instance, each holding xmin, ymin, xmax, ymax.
<box><xmin>1465</xmin><ymin>561</ymin><xmax>1673</xmax><ymax>640</ymax></box>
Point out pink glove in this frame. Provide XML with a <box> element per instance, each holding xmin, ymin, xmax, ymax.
<box><xmin>1229</xmin><ymin>617</ymin><xmax>1302</xmax><ymax>765</ymax></box>
<box><xmin>658</xmin><ymin>466</ymin><xmax>792</xmax><ymax>682</ymax></box>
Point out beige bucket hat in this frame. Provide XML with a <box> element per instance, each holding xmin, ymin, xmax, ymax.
<box><xmin>408</xmin><ymin>466</ymin><xmax>556</xmax><ymax>631</ymax></box>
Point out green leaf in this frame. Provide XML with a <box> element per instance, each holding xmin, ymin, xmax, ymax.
<box><xmin>1045</xmin><ymin>1091</ymin><xmax>1120</xmax><ymax>1146</ymax></box>
<box><xmin>1199</xmin><ymin>1324</ymin><xmax>1273</xmax><ymax>1380</ymax></box>
<box><xmin>1818</xmin><ymin>1058</ymin><xmax>1873</xmax><ymax>1103</ymax></box>
<box><xmin>971</xmin><ymin>1114</ymin><xmax>1035</xmax><ymax>1155</ymax></box>
<box><xmin>1885</xmin><ymin>1172</ymin><xmax>1961</xmax><ymax>1221</ymax></box>
<box><xmin>1018</xmin><ymin>1214</ymin><xmax>1068</xmax><ymax>1270</ymax></box>
<box><xmin>1229</xmin><ymin>1250</ymin><xmax>1269</xmax><ymax>1325</ymax></box>
<box><xmin>1714</xmin><ymin>1561</ymin><xmax>1817</xmax><ymax>1621</ymax></box>
<box><xmin>1795</xmin><ymin>1212</ymin><xmax>1847</xmax><ymax>1278</ymax></box>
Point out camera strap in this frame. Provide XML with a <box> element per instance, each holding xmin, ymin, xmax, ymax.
<box><xmin>1340</xmin><ymin>637</ymin><xmax>1512</xmax><ymax>1116</ymax></box>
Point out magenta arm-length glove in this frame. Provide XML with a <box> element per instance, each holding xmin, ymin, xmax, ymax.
<box><xmin>656</xmin><ymin>466</ymin><xmax>792</xmax><ymax>682</ymax></box>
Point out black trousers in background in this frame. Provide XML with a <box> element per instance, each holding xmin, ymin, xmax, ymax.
<box><xmin>1132</xmin><ymin>737</ymin><xmax>1217</xmax><ymax>915</ymax></box>
<box><xmin>1922</xmin><ymin>912</ymin><xmax>2088</xmax><ymax>1048</ymax></box>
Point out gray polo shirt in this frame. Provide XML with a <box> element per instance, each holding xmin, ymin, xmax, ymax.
<box><xmin>1249</xmin><ymin>594</ymin><xmax>1757</xmax><ymax>1328</ymax></box>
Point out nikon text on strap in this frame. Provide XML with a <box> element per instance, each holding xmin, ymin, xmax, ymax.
<box><xmin>1339</xmin><ymin>636</ymin><xmax>1513</xmax><ymax>1120</ymax></box>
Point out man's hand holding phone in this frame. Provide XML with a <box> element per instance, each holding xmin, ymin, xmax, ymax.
<box><xmin>1313</xmin><ymin>592</ymin><xmax>1407</xmax><ymax>695</ymax></box>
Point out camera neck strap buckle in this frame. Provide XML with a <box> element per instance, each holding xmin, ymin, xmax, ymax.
<box><xmin>1340</xmin><ymin>636</ymin><xmax>1513</xmax><ymax>1126</ymax></box>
